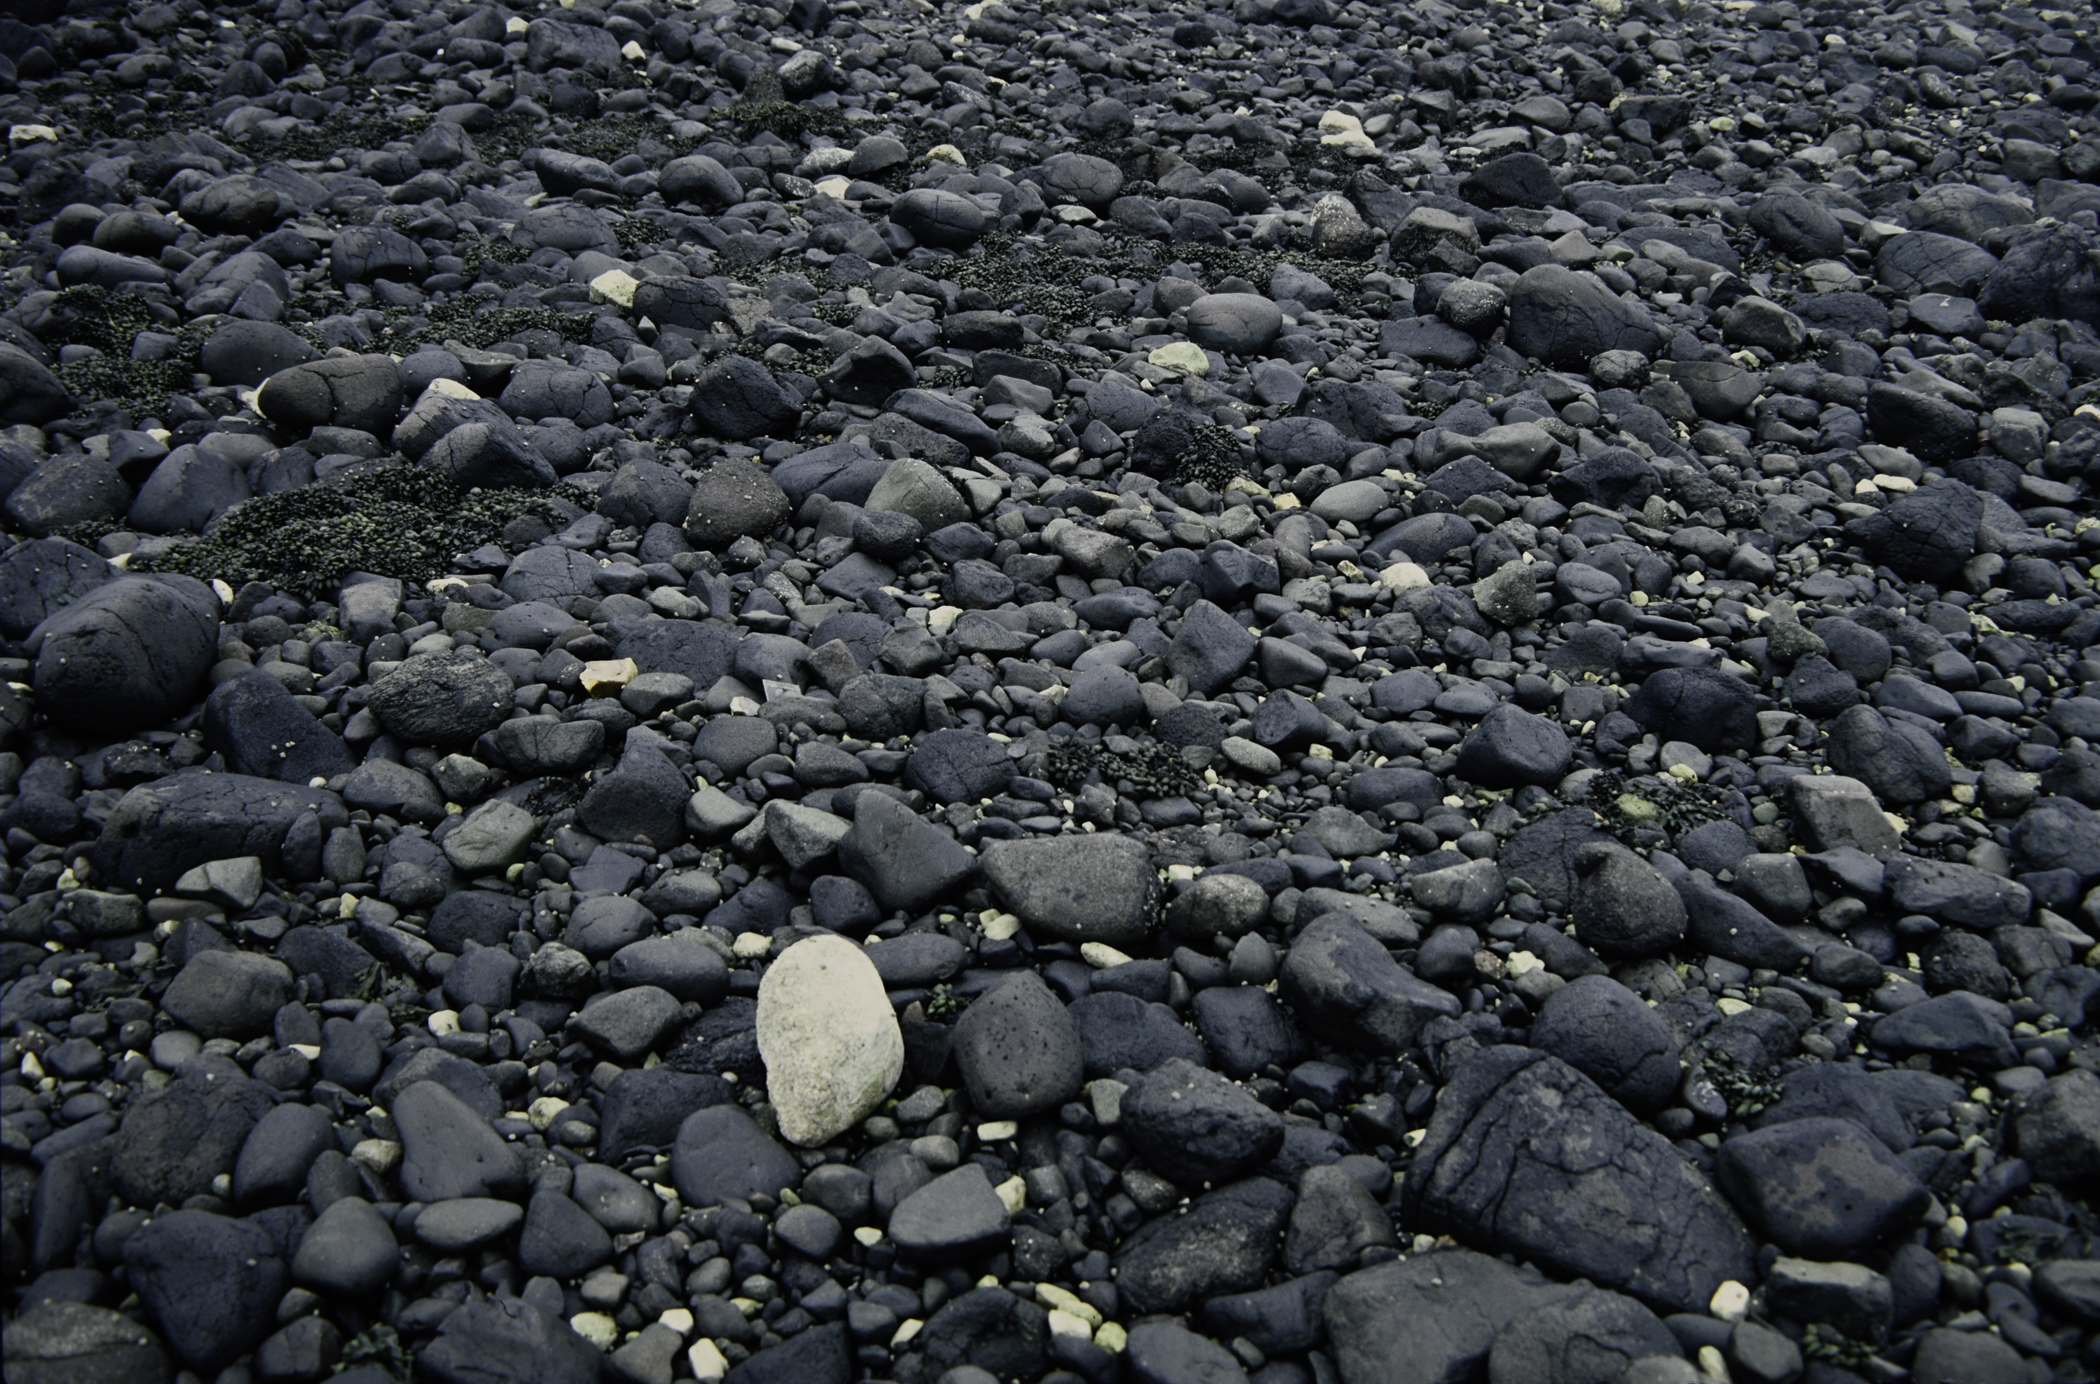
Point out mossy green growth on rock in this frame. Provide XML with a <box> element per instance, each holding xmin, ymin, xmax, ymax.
<box><xmin>44</xmin><ymin>285</ymin><xmax>158</xmax><ymax>354</ymax></box>
<box><xmin>55</xmin><ymin>353</ymin><xmax>198</xmax><ymax>419</ymax></box>
<box><xmin>1801</xmin><ymin>1325</ymin><xmax>1877</xmax><ymax>1369</ymax></box>
<box><xmin>946</xmin><ymin>232</ymin><xmax>1113</xmax><ymax>332</ymax></box>
<box><xmin>924</xmin><ymin>983</ymin><xmax>969</xmax><ymax>1021</ymax></box>
<box><xmin>145</xmin><ymin>470</ymin><xmax>590</xmax><ymax>601</ymax></box>
<box><xmin>253</xmin><ymin>105</ymin><xmax>431</xmax><ymax>162</ymax></box>
<box><xmin>1696</xmin><ymin>1046</ymin><xmax>1785</xmax><ymax>1120</ymax></box>
<box><xmin>1613</xmin><ymin>792</ymin><xmax>1662</xmax><ymax>824</ymax></box>
<box><xmin>557</xmin><ymin>111</ymin><xmax>696</xmax><ymax>164</ymax></box>
<box><xmin>943</xmin><ymin>229</ymin><xmax>1377</xmax><ymax>331</ymax></box>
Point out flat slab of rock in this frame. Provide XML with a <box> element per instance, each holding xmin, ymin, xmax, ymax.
<box><xmin>670</xmin><ymin>1105</ymin><xmax>801</xmax><ymax>1207</ymax></box>
<box><xmin>93</xmin><ymin>770</ymin><xmax>347</xmax><ymax>892</ymax></box>
<box><xmin>1325</xmin><ymin>1250</ymin><xmax>1580</xmax><ymax>1384</ymax></box>
<box><xmin>1404</xmin><ymin>1045</ymin><xmax>1756</xmax><ymax>1314</ymax></box>
<box><xmin>1714</xmin><ymin>1116</ymin><xmax>1929</xmax><ymax>1258</ymax></box>
<box><xmin>887</xmin><ymin>1163</ymin><xmax>1012</xmax><ymax>1264</ymax></box>
<box><xmin>393</xmin><ymin>1080</ymin><xmax>524</xmax><ymax>1202</ymax></box>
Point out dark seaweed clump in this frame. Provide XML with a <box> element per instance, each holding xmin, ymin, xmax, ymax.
<box><xmin>1042</xmin><ymin>738</ymin><xmax>1202</xmax><ymax>799</ymax></box>
<box><xmin>43</xmin><ymin>287</ymin><xmax>209</xmax><ymax>417</ymax></box>
<box><xmin>378</xmin><ymin>298</ymin><xmax>594</xmax><ymax>354</ymax></box>
<box><xmin>719</xmin><ymin>102</ymin><xmax>852</xmax><ymax>141</ymax></box>
<box><xmin>1174</xmin><ymin>423</ymin><xmax>1250</xmax><ymax>491</ymax></box>
<box><xmin>143</xmin><ymin>470</ymin><xmax>590</xmax><ymax>600</ymax></box>
<box><xmin>1585</xmin><ymin>767</ymin><xmax>1737</xmax><ymax>842</ymax></box>
<box><xmin>945</xmin><ymin>230</ymin><xmax>1376</xmax><ymax>331</ymax></box>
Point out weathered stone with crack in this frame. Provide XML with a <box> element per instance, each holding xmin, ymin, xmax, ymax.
<box><xmin>1405</xmin><ymin>1045</ymin><xmax>1757</xmax><ymax>1313</ymax></box>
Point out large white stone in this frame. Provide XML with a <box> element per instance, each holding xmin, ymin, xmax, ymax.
<box><xmin>756</xmin><ymin>935</ymin><xmax>904</xmax><ymax>1146</ymax></box>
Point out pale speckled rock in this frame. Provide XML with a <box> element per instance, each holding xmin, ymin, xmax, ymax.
<box><xmin>756</xmin><ymin>934</ymin><xmax>904</xmax><ymax>1146</ymax></box>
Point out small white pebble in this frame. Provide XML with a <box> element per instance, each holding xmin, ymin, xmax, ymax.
<box><xmin>687</xmin><ymin>1339</ymin><xmax>727</xmax><ymax>1381</ymax></box>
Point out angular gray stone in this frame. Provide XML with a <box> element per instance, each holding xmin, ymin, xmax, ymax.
<box><xmin>1713</xmin><ymin>1117</ymin><xmax>1929</xmax><ymax>1258</ymax></box>
<box><xmin>290</xmin><ymin>1196</ymin><xmax>397</xmax><ymax>1297</ymax></box>
<box><xmin>1507</xmin><ymin>265</ymin><xmax>1665</xmax><ymax>368</ymax></box>
<box><xmin>979</xmin><ymin>834</ymin><xmax>1160</xmax><ymax>946</ymax></box>
<box><xmin>1486</xmin><ymin>1286</ymin><xmax>1679</xmax><ymax>1384</ymax></box>
<box><xmin>1121</xmin><ymin>1056</ymin><xmax>1286</xmax><ymax>1187</ymax></box>
<box><xmin>1787</xmin><ymin>775</ymin><xmax>1901</xmax><ymax>857</ymax></box>
<box><xmin>888</xmin><ymin>1164</ymin><xmax>1011</xmax><ymax>1264</ymax></box>
<box><xmin>1185</xmin><ymin>293</ymin><xmax>1284</xmax><ymax>353</ymax></box>
<box><xmin>1531</xmin><ymin>974</ymin><xmax>1680</xmax><ymax>1115</ymax></box>
<box><xmin>1167</xmin><ymin>599</ymin><xmax>1257</xmax><ymax>695</ymax></box>
<box><xmin>1125</xmin><ymin>1322</ymin><xmax>1251</xmax><ymax>1384</ymax></box>
<box><xmin>1</xmin><ymin>1303</ymin><xmax>170</xmax><ymax>1384</ymax></box>
<box><xmin>1115</xmin><ymin>1178</ymin><xmax>1296</xmax><ymax>1315</ymax></box>
<box><xmin>414</xmin><ymin>1198</ymin><xmax>524</xmax><ymax>1253</ymax></box>
<box><xmin>124</xmin><ymin>1211</ymin><xmax>286</xmax><ymax>1373</ymax></box>
<box><xmin>1885</xmin><ymin>855</ymin><xmax>2032</xmax><ymax>929</ymax></box>
<box><xmin>951</xmin><ymin>971</ymin><xmax>1084</xmax><ymax>1119</ymax></box>
<box><xmin>573</xmin><ymin>985</ymin><xmax>683</xmax><ymax>1063</ymax></box>
<box><xmin>160</xmin><ymin>950</ymin><xmax>292</xmax><ymax>1039</ymax></box>
<box><xmin>33</xmin><ymin>575</ymin><xmax>219</xmax><ymax>734</ymax></box>
<box><xmin>836</xmin><ymin>791</ymin><xmax>978</xmax><ymax>915</ymax></box>
<box><xmin>394</xmin><ymin>1080</ymin><xmax>524</xmax><ymax>1202</ymax></box>
<box><xmin>1325</xmin><ymin>1250</ymin><xmax>1579</xmax><ymax>1384</ymax></box>
<box><xmin>865</xmin><ymin>457</ymin><xmax>969</xmax><ymax>531</ymax></box>
<box><xmin>1572</xmin><ymin>841</ymin><xmax>1688</xmax><ymax>959</ymax></box>
<box><xmin>417</xmin><ymin>1297</ymin><xmax>602</xmax><ymax>1384</ymax></box>
<box><xmin>1284</xmin><ymin>1163</ymin><xmax>1398</xmax><ymax>1274</ymax></box>
<box><xmin>670</xmin><ymin>1105</ymin><xmax>801</xmax><ymax>1207</ymax></box>
<box><xmin>2012</xmin><ymin>1069</ymin><xmax>2100</xmax><ymax>1187</ymax></box>
<box><xmin>1281</xmin><ymin>912</ymin><xmax>1460</xmax><ymax>1053</ymax></box>
<box><xmin>113</xmin><ymin>1071</ymin><xmax>274</xmax><ymax>1209</ymax></box>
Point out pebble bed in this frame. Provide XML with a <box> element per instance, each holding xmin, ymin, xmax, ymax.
<box><xmin>1</xmin><ymin>0</ymin><xmax>2099</xmax><ymax>1383</ymax></box>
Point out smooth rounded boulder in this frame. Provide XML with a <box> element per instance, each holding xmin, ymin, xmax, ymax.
<box><xmin>951</xmin><ymin>971</ymin><xmax>1085</xmax><ymax>1118</ymax></box>
<box><xmin>890</xmin><ymin>187</ymin><xmax>992</xmax><ymax>249</ymax></box>
<box><xmin>364</xmin><ymin>650</ymin><xmax>515</xmax><ymax>746</ymax></box>
<box><xmin>1185</xmin><ymin>293</ymin><xmax>1284</xmax><ymax>353</ymax></box>
<box><xmin>256</xmin><ymin>355</ymin><xmax>405</xmax><ymax>437</ymax></box>
<box><xmin>1507</xmin><ymin>264</ymin><xmax>1665</xmax><ymax>368</ymax></box>
<box><xmin>32</xmin><ymin>574</ymin><xmax>219</xmax><ymax>733</ymax></box>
